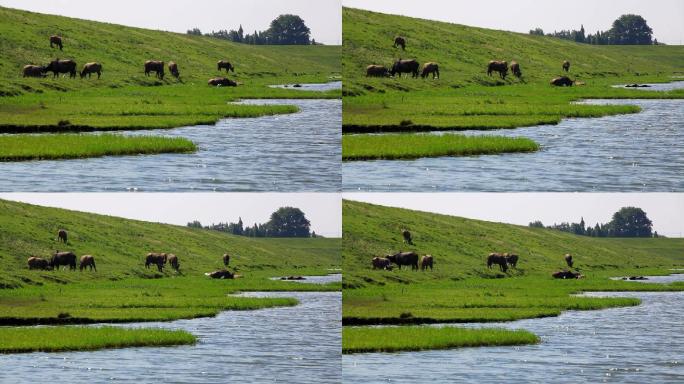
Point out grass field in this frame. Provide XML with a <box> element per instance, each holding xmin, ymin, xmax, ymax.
<box><xmin>342</xmin><ymin>200</ymin><xmax>684</xmax><ymax>351</ymax></box>
<box><xmin>0</xmin><ymin>326</ymin><xmax>196</xmax><ymax>353</ymax></box>
<box><xmin>341</xmin><ymin>7</ymin><xmax>684</xmax><ymax>159</ymax></box>
<box><xmin>0</xmin><ymin>133</ymin><xmax>196</xmax><ymax>161</ymax></box>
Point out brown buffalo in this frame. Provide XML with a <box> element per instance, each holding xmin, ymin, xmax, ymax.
<box><xmin>168</xmin><ymin>254</ymin><xmax>180</xmax><ymax>272</ymax></box>
<box><xmin>372</xmin><ymin>256</ymin><xmax>392</xmax><ymax>270</ymax></box>
<box><xmin>79</xmin><ymin>255</ymin><xmax>96</xmax><ymax>271</ymax></box>
<box><xmin>487</xmin><ymin>253</ymin><xmax>508</xmax><ymax>272</ymax></box>
<box><xmin>393</xmin><ymin>36</ymin><xmax>406</xmax><ymax>50</ymax></box>
<box><xmin>168</xmin><ymin>61</ymin><xmax>180</xmax><ymax>79</ymax></box>
<box><xmin>552</xmin><ymin>270</ymin><xmax>582</xmax><ymax>279</ymax></box>
<box><xmin>550</xmin><ymin>76</ymin><xmax>574</xmax><ymax>86</ymax></box>
<box><xmin>391</xmin><ymin>59</ymin><xmax>419</xmax><ymax>78</ymax></box>
<box><xmin>45</xmin><ymin>59</ymin><xmax>77</xmax><ymax>78</ymax></box>
<box><xmin>80</xmin><ymin>62</ymin><xmax>102</xmax><ymax>79</ymax></box>
<box><xmin>420</xmin><ymin>255</ymin><xmax>433</xmax><ymax>271</ymax></box>
<box><xmin>144</xmin><ymin>60</ymin><xmax>165</xmax><ymax>79</ymax></box>
<box><xmin>51</xmin><ymin>251</ymin><xmax>77</xmax><ymax>270</ymax></box>
<box><xmin>50</xmin><ymin>35</ymin><xmax>63</xmax><ymax>50</ymax></box>
<box><xmin>487</xmin><ymin>61</ymin><xmax>508</xmax><ymax>79</ymax></box>
<box><xmin>208</xmin><ymin>77</ymin><xmax>237</xmax><ymax>87</ymax></box>
<box><xmin>145</xmin><ymin>252</ymin><xmax>167</xmax><ymax>272</ymax></box>
<box><xmin>504</xmin><ymin>253</ymin><xmax>519</xmax><ymax>268</ymax></box>
<box><xmin>23</xmin><ymin>65</ymin><xmax>46</xmax><ymax>78</ymax></box>
<box><xmin>562</xmin><ymin>60</ymin><xmax>570</xmax><ymax>72</ymax></box>
<box><xmin>510</xmin><ymin>61</ymin><xmax>522</xmax><ymax>78</ymax></box>
<box><xmin>366</xmin><ymin>65</ymin><xmax>389</xmax><ymax>77</ymax></box>
<box><xmin>386</xmin><ymin>251</ymin><xmax>419</xmax><ymax>270</ymax></box>
<box><xmin>57</xmin><ymin>229</ymin><xmax>68</xmax><ymax>244</ymax></box>
<box><xmin>217</xmin><ymin>60</ymin><xmax>235</xmax><ymax>73</ymax></box>
<box><xmin>28</xmin><ymin>257</ymin><xmax>51</xmax><ymax>270</ymax></box>
<box><xmin>223</xmin><ymin>253</ymin><xmax>230</xmax><ymax>267</ymax></box>
<box><xmin>421</xmin><ymin>62</ymin><xmax>439</xmax><ymax>79</ymax></box>
<box><xmin>565</xmin><ymin>254</ymin><xmax>573</xmax><ymax>268</ymax></box>
<box><xmin>205</xmin><ymin>269</ymin><xmax>234</xmax><ymax>279</ymax></box>
<box><xmin>401</xmin><ymin>229</ymin><xmax>413</xmax><ymax>245</ymax></box>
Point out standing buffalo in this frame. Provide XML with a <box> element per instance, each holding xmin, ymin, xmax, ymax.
<box><xmin>57</xmin><ymin>229</ymin><xmax>68</xmax><ymax>244</ymax></box>
<box><xmin>504</xmin><ymin>253</ymin><xmax>519</xmax><ymax>268</ymax></box>
<box><xmin>50</xmin><ymin>35</ymin><xmax>63</xmax><ymax>50</ymax></box>
<box><xmin>393</xmin><ymin>36</ymin><xmax>406</xmax><ymax>50</ymax></box>
<box><xmin>562</xmin><ymin>60</ymin><xmax>570</xmax><ymax>72</ymax></box>
<box><xmin>145</xmin><ymin>252</ymin><xmax>167</xmax><ymax>272</ymax></box>
<box><xmin>366</xmin><ymin>65</ymin><xmax>389</xmax><ymax>77</ymax></box>
<box><xmin>168</xmin><ymin>254</ymin><xmax>180</xmax><ymax>272</ymax></box>
<box><xmin>51</xmin><ymin>251</ymin><xmax>77</xmax><ymax>270</ymax></box>
<box><xmin>79</xmin><ymin>255</ymin><xmax>96</xmax><ymax>271</ymax></box>
<box><xmin>144</xmin><ymin>60</ymin><xmax>165</xmax><ymax>79</ymax></box>
<box><xmin>23</xmin><ymin>65</ymin><xmax>45</xmax><ymax>78</ymax></box>
<box><xmin>223</xmin><ymin>253</ymin><xmax>230</xmax><ymax>267</ymax></box>
<box><xmin>217</xmin><ymin>60</ymin><xmax>235</xmax><ymax>73</ymax></box>
<box><xmin>487</xmin><ymin>61</ymin><xmax>508</xmax><ymax>79</ymax></box>
<box><xmin>45</xmin><ymin>59</ymin><xmax>77</xmax><ymax>78</ymax></box>
<box><xmin>565</xmin><ymin>254</ymin><xmax>574</xmax><ymax>268</ymax></box>
<box><xmin>487</xmin><ymin>253</ymin><xmax>508</xmax><ymax>272</ymax></box>
<box><xmin>168</xmin><ymin>61</ymin><xmax>180</xmax><ymax>79</ymax></box>
<box><xmin>28</xmin><ymin>257</ymin><xmax>51</xmax><ymax>270</ymax></box>
<box><xmin>510</xmin><ymin>61</ymin><xmax>522</xmax><ymax>78</ymax></box>
<box><xmin>372</xmin><ymin>256</ymin><xmax>392</xmax><ymax>270</ymax></box>
<box><xmin>80</xmin><ymin>62</ymin><xmax>102</xmax><ymax>79</ymax></box>
<box><xmin>550</xmin><ymin>76</ymin><xmax>574</xmax><ymax>86</ymax></box>
<box><xmin>421</xmin><ymin>62</ymin><xmax>439</xmax><ymax>79</ymax></box>
<box><xmin>420</xmin><ymin>255</ymin><xmax>433</xmax><ymax>271</ymax></box>
<box><xmin>401</xmin><ymin>229</ymin><xmax>413</xmax><ymax>245</ymax></box>
<box><xmin>208</xmin><ymin>77</ymin><xmax>237</xmax><ymax>87</ymax></box>
<box><xmin>386</xmin><ymin>251</ymin><xmax>419</xmax><ymax>270</ymax></box>
<box><xmin>391</xmin><ymin>59</ymin><xmax>419</xmax><ymax>78</ymax></box>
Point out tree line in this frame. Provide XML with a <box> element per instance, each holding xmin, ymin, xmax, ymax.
<box><xmin>187</xmin><ymin>14</ymin><xmax>319</xmax><ymax>45</ymax></box>
<box><xmin>529</xmin><ymin>207</ymin><xmax>660</xmax><ymax>238</ymax></box>
<box><xmin>530</xmin><ymin>14</ymin><xmax>660</xmax><ymax>45</ymax></box>
<box><xmin>187</xmin><ymin>207</ymin><xmax>317</xmax><ymax>238</ymax></box>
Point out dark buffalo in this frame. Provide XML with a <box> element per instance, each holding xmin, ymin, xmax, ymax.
<box><xmin>550</xmin><ymin>76</ymin><xmax>574</xmax><ymax>86</ymax></box>
<box><xmin>28</xmin><ymin>257</ymin><xmax>50</xmax><ymax>270</ymax></box>
<box><xmin>372</xmin><ymin>256</ymin><xmax>392</xmax><ymax>270</ymax></box>
<box><xmin>504</xmin><ymin>253</ymin><xmax>519</xmax><ymax>268</ymax></box>
<box><xmin>145</xmin><ymin>252</ymin><xmax>167</xmax><ymax>272</ymax></box>
<box><xmin>393</xmin><ymin>36</ymin><xmax>406</xmax><ymax>50</ymax></box>
<box><xmin>391</xmin><ymin>59</ymin><xmax>419</xmax><ymax>78</ymax></box>
<box><xmin>208</xmin><ymin>77</ymin><xmax>237</xmax><ymax>87</ymax></box>
<box><xmin>80</xmin><ymin>62</ymin><xmax>102</xmax><ymax>79</ymax></box>
<box><xmin>562</xmin><ymin>60</ymin><xmax>570</xmax><ymax>72</ymax></box>
<box><xmin>223</xmin><ymin>253</ymin><xmax>230</xmax><ymax>267</ymax></box>
<box><xmin>168</xmin><ymin>254</ymin><xmax>180</xmax><ymax>272</ymax></box>
<box><xmin>23</xmin><ymin>65</ymin><xmax>45</xmax><ymax>78</ymax></box>
<box><xmin>564</xmin><ymin>254</ymin><xmax>573</xmax><ymax>268</ymax></box>
<box><xmin>386</xmin><ymin>251</ymin><xmax>419</xmax><ymax>270</ymax></box>
<box><xmin>366</xmin><ymin>65</ymin><xmax>389</xmax><ymax>77</ymax></box>
<box><xmin>51</xmin><ymin>251</ymin><xmax>77</xmax><ymax>270</ymax></box>
<box><xmin>401</xmin><ymin>229</ymin><xmax>413</xmax><ymax>245</ymax></box>
<box><xmin>206</xmin><ymin>269</ymin><xmax>234</xmax><ymax>279</ymax></box>
<box><xmin>552</xmin><ymin>270</ymin><xmax>582</xmax><ymax>279</ymax></box>
<box><xmin>79</xmin><ymin>255</ymin><xmax>96</xmax><ymax>271</ymax></box>
<box><xmin>421</xmin><ymin>62</ymin><xmax>439</xmax><ymax>79</ymax></box>
<box><xmin>144</xmin><ymin>60</ymin><xmax>165</xmax><ymax>79</ymax></box>
<box><xmin>487</xmin><ymin>61</ymin><xmax>508</xmax><ymax>79</ymax></box>
<box><xmin>57</xmin><ymin>229</ymin><xmax>68</xmax><ymax>244</ymax></box>
<box><xmin>168</xmin><ymin>61</ymin><xmax>180</xmax><ymax>79</ymax></box>
<box><xmin>217</xmin><ymin>60</ymin><xmax>235</xmax><ymax>73</ymax></box>
<box><xmin>487</xmin><ymin>253</ymin><xmax>508</xmax><ymax>272</ymax></box>
<box><xmin>420</xmin><ymin>255</ymin><xmax>433</xmax><ymax>271</ymax></box>
<box><xmin>50</xmin><ymin>35</ymin><xmax>63</xmax><ymax>50</ymax></box>
<box><xmin>45</xmin><ymin>59</ymin><xmax>77</xmax><ymax>78</ymax></box>
<box><xmin>510</xmin><ymin>61</ymin><xmax>522</xmax><ymax>78</ymax></box>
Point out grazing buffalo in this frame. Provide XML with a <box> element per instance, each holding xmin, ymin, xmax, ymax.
<box><xmin>420</xmin><ymin>255</ymin><xmax>433</xmax><ymax>271</ymax></box>
<box><xmin>421</xmin><ymin>62</ymin><xmax>439</xmax><ymax>79</ymax></box>
<box><xmin>144</xmin><ymin>60</ymin><xmax>165</xmax><ymax>79</ymax></box>
<box><xmin>565</xmin><ymin>254</ymin><xmax>574</xmax><ymax>268</ymax></box>
<box><xmin>510</xmin><ymin>61</ymin><xmax>522</xmax><ymax>78</ymax></box>
<box><xmin>44</xmin><ymin>59</ymin><xmax>77</xmax><ymax>78</ymax></box>
<box><xmin>372</xmin><ymin>256</ymin><xmax>392</xmax><ymax>270</ymax></box>
<box><xmin>50</xmin><ymin>35</ymin><xmax>63</xmax><ymax>50</ymax></box>
<box><xmin>57</xmin><ymin>229</ymin><xmax>68</xmax><ymax>244</ymax></box>
<box><xmin>487</xmin><ymin>253</ymin><xmax>508</xmax><ymax>272</ymax></box>
<box><xmin>205</xmin><ymin>269</ymin><xmax>234</xmax><ymax>279</ymax></box>
<box><xmin>79</xmin><ymin>255</ymin><xmax>96</xmax><ymax>271</ymax></box>
<box><xmin>504</xmin><ymin>253</ymin><xmax>519</xmax><ymax>268</ymax></box>
<box><xmin>145</xmin><ymin>252</ymin><xmax>167</xmax><ymax>272</ymax></box>
<box><xmin>168</xmin><ymin>61</ymin><xmax>180</xmax><ymax>79</ymax></box>
<box><xmin>51</xmin><ymin>251</ymin><xmax>77</xmax><ymax>270</ymax></box>
<box><xmin>208</xmin><ymin>77</ymin><xmax>237</xmax><ymax>87</ymax></box>
<box><xmin>562</xmin><ymin>60</ymin><xmax>570</xmax><ymax>72</ymax></box>
<box><xmin>28</xmin><ymin>257</ymin><xmax>50</xmax><ymax>270</ymax></box>
<box><xmin>391</xmin><ymin>59</ymin><xmax>419</xmax><ymax>78</ymax></box>
<box><xmin>366</xmin><ymin>65</ymin><xmax>389</xmax><ymax>77</ymax></box>
<box><xmin>393</xmin><ymin>36</ymin><xmax>406</xmax><ymax>50</ymax></box>
<box><xmin>23</xmin><ymin>65</ymin><xmax>45</xmax><ymax>78</ymax></box>
<box><xmin>223</xmin><ymin>253</ymin><xmax>230</xmax><ymax>267</ymax></box>
<box><xmin>401</xmin><ymin>229</ymin><xmax>413</xmax><ymax>245</ymax></box>
<box><xmin>552</xmin><ymin>270</ymin><xmax>582</xmax><ymax>279</ymax></box>
<box><xmin>168</xmin><ymin>254</ymin><xmax>180</xmax><ymax>272</ymax></box>
<box><xmin>217</xmin><ymin>60</ymin><xmax>235</xmax><ymax>73</ymax></box>
<box><xmin>80</xmin><ymin>62</ymin><xmax>102</xmax><ymax>79</ymax></box>
<box><xmin>550</xmin><ymin>76</ymin><xmax>574</xmax><ymax>86</ymax></box>
<box><xmin>386</xmin><ymin>251</ymin><xmax>419</xmax><ymax>270</ymax></box>
<box><xmin>487</xmin><ymin>61</ymin><xmax>508</xmax><ymax>79</ymax></box>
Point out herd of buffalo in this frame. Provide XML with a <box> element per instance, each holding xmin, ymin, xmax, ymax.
<box><xmin>26</xmin><ymin>229</ymin><xmax>238</xmax><ymax>279</ymax></box>
<box><xmin>21</xmin><ymin>35</ymin><xmax>238</xmax><ymax>86</ymax></box>
<box><xmin>371</xmin><ymin>229</ymin><xmax>583</xmax><ymax>279</ymax></box>
<box><xmin>366</xmin><ymin>35</ymin><xmax>577</xmax><ymax>86</ymax></box>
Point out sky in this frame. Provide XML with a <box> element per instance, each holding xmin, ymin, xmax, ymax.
<box><xmin>0</xmin><ymin>193</ymin><xmax>342</xmax><ymax>237</ymax></box>
<box><xmin>343</xmin><ymin>193</ymin><xmax>684</xmax><ymax>237</ymax></box>
<box><xmin>0</xmin><ymin>0</ymin><xmax>342</xmax><ymax>45</ymax></box>
<box><xmin>343</xmin><ymin>0</ymin><xmax>684</xmax><ymax>45</ymax></box>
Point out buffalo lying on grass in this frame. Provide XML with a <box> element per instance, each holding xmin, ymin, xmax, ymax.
<box><xmin>23</xmin><ymin>65</ymin><xmax>46</xmax><ymax>78</ymax></box>
<box><xmin>51</xmin><ymin>251</ymin><xmax>77</xmax><ymax>270</ymax></box>
<box><xmin>144</xmin><ymin>60</ymin><xmax>165</xmax><ymax>79</ymax></box>
<box><xmin>217</xmin><ymin>60</ymin><xmax>235</xmax><ymax>73</ymax></box>
<box><xmin>50</xmin><ymin>35</ymin><xmax>63</xmax><ymax>50</ymax></box>
<box><xmin>391</xmin><ymin>59</ymin><xmax>419</xmax><ymax>78</ymax></box>
<box><xmin>487</xmin><ymin>61</ymin><xmax>508</xmax><ymax>79</ymax></box>
<box><xmin>45</xmin><ymin>59</ymin><xmax>77</xmax><ymax>79</ymax></box>
<box><xmin>28</xmin><ymin>257</ymin><xmax>51</xmax><ymax>270</ymax></box>
<box><xmin>79</xmin><ymin>255</ymin><xmax>96</xmax><ymax>271</ymax></box>
<box><xmin>552</xmin><ymin>270</ymin><xmax>583</xmax><ymax>279</ymax></box>
<box><xmin>80</xmin><ymin>62</ymin><xmax>102</xmax><ymax>79</ymax></box>
<box><xmin>145</xmin><ymin>252</ymin><xmax>167</xmax><ymax>272</ymax></box>
<box><xmin>372</xmin><ymin>256</ymin><xmax>392</xmax><ymax>270</ymax></box>
<box><xmin>366</xmin><ymin>65</ymin><xmax>389</xmax><ymax>77</ymax></box>
<box><xmin>550</xmin><ymin>76</ymin><xmax>574</xmax><ymax>86</ymax></box>
<box><xmin>208</xmin><ymin>77</ymin><xmax>237</xmax><ymax>87</ymax></box>
<box><xmin>206</xmin><ymin>269</ymin><xmax>234</xmax><ymax>279</ymax></box>
<box><xmin>393</xmin><ymin>36</ymin><xmax>406</xmax><ymax>50</ymax></box>
<box><xmin>487</xmin><ymin>253</ymin><xmax>508</xmax><ymax>272</ymax></box>
<box><xmin>420</xmin><ymin>255</ymin><xmax>433</xmax><ymax>271</ymax></box>
<box><xmin>386</xmin><ymin>251</ymin><xmax>419</xmax><ymax>270</ymax></box>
